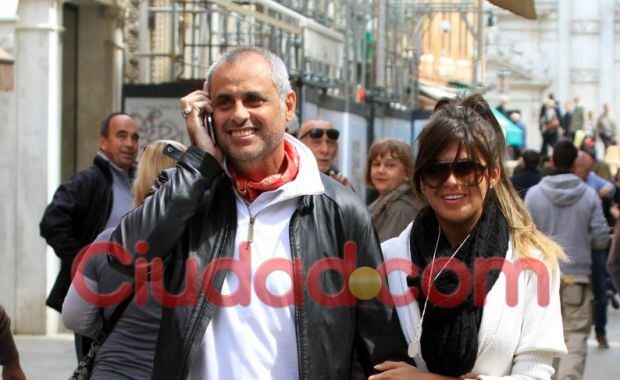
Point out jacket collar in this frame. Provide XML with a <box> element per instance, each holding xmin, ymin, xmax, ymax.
<box><xmin>95</xmin><ymin>151</ymin><xmax>136</xmax><ymax>180</ymax></box>
<box><xmin>227</xmin><ymin>134</ymin><xmax>325</xmax><ymax>212</ymax></box>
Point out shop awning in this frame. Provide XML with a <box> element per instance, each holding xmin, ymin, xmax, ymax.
<box><xmin>492</xmin><ymin>108</ymin><xmax>524</xmax><ymax>147</ymax></box>
<box><xmin>0</xmin><ymin>48</ymin><xmax>13</xmax><ymax>63</ymax></box>
<box><xmin>487</xmin><ymin>0</ymin><xmax>537</xmax><ymax>20</ymax></box>
<box><xmin>418</xmin><ymin>81</ymin><xmax>458</xmax><ymax>101</ymax></box>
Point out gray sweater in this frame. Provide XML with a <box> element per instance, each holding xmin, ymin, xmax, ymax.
<box><xmin>525</xmin><ymin>173</ymin><xmax>610</xmax><ymax>276</ymax></box>
<box><xmin>62</xmin><ymin>228</ymin><xmax>161</xmax><ymax>380</ymax></box>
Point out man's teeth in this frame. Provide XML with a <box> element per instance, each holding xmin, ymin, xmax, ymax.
<box><xmin>231</xmin><ymin>129</ymin><xmax>254</xmax><ymax>137</ymax></box>
<box><xmin>443</xmin><ymin>194</ymin><xmax>464</xmax><ymax>200</ymax></box>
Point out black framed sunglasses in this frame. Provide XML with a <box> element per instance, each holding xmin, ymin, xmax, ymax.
<box><xmin>299</xmin><ymin>128</ymin><xmax>340</xmax><ymax>140</ymax></box>
<box><xmin>420</xmin><ymin>160</ymin><xmax>487</xmax><ymax>188</ymax></box>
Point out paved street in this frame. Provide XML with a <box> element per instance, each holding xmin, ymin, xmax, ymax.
<box><xmin>583</xmin><ymin>307</ymin><xmax>620</xmax><ymax>379</ymax></box>
<box><xmin>15</xmin><ymin>308</ymin><xmax>620</xmax><ymax>379</ymax></box>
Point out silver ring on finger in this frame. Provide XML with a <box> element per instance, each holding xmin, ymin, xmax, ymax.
<box><xmin>182</xmin><ymin>105</ymin><xmax>193</xmax><ymax>119</ymax></box>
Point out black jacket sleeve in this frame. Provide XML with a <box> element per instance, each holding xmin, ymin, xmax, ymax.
<box><xmin>39</xmin><ymin>174</ymin><xmax>88</xmax><ymax>260</ymax></box>
<box><xmin>109</xmin><ymin>146</ymin><xmax>223</xmax><ymax>276</ymax></box>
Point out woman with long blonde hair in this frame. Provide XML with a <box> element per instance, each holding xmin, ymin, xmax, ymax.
<box><xmin>371</xmin><ymin>94</ymin><xmax>566</xmax><ymax>380</ymax></box>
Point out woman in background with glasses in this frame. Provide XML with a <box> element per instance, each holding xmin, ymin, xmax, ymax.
<box><xmin>371</xmin><ymin>94</ymin><xmax>567</xmax><ymax>379</ymax></box>
<box><xmin>365</xmin><ymin>138</ymin><xmax>424</xmax><ymax>242</ymax></box>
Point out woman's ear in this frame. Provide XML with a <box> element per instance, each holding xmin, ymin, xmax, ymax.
<box><xmin>490</xmin><ymin>166</ymin><xmax>501</xmax><ymax>188</ymax></box>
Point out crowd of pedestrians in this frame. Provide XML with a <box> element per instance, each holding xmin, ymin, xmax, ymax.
<box><xmin>506</xmin><ymin>91</ymin><xmax>620</xmax><ymax>362</ymax></box>
<box><xmin>2</xmin><ymin>47</ymin><xmax>619</xmax><ymax>380</ymax></box>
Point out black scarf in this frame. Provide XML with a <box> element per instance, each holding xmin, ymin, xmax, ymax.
<box><xmin>407</xmin><ymin>201</ymin><xmax>509</xmax><ymax>377</ymax></box>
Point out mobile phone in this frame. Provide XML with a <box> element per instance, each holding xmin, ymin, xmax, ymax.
<box><xmin>205</xmin><ymin>113</ymin><xmax>217</xmax><ymax>146</ymax></box>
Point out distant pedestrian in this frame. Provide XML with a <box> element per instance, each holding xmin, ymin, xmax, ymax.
<box><xmin>609</xmin><ymin>221</ymin><xmax>620</xmax><ymax>291</ymax></box>
<box><xmin>574</xmin><ymin>150</ymin><xmax>616</xmax><ymax>349</ymax></box>
<box><xmin>570</xmin><ymin>96</ymin><xmax>586</xmax><ymax>133</ymax></box>
<box><xmin>596</xmin><ymin>103</ymin><xmax>617</xmax><ymax>151</ymax></box>
<box><xmin>539</xmin><ymin>93</ymin><xmax>561</xmax><ymax>124</ymax></box>
<box><xmin>496</xmin><ymin>95</ymin><xmax>509</xmax><ymax>117</ymax></box>
<box><xmin>526</xmin><ymin>139</ymin><xmax>610</xmax><ymax>380</ymax></box>
<box><xmin>510</xmin><ymin>149</ymin><xmax>542</xmax><ymax>199</ymax></box>
<box><xmin>562</xmin><ymin>100</ymin><xmax>574</xmax><ymax>140</ymax></box>
<box><xmin>540</xmin><ymin>98</ymin><xmax>561</xmax><ymax>157</ymax></box>
<box><xmin>509</xmin><ymin>112</ymin><xmax>526</xmax><ymax>157</ymax></box>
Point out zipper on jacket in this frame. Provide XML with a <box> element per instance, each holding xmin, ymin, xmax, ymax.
<box><xmin>245</xmin><ymin>205</ymin><xmax>268</xmax><ymax>244</ymax></box>
<box><xmin>243</xmin><ymin>190</ymin><xmax>315</xmax><ymax>245</ymax></box>
<box><xmin>248</xmin><ymin>215</ymin><xmax>256</xmax><ymax>243</ymax></box>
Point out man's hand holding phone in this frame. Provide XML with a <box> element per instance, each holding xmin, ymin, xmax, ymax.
<box><xmin>180</xmin><ymin>83</ymin><xmax>223</xmax><ymax>163</ymax></box>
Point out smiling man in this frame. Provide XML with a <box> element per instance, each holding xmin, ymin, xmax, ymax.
<box><xmin>40</xmin><ymin>112</ymin><xmax>139</xmax><ymax>359</ymax></box>
<box><xmin>109</xmin><ymin>47</ymin><xmax>409</xmax><ymax>380</ymax></box>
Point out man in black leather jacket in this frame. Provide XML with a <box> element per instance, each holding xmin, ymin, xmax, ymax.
<box><xmin>110</xmin><ymin>47</ymin><xmax>409</xmax><ymax>380</ymax></box>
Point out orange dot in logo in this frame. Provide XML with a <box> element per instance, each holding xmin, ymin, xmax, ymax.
<box><xmin>349</xmin><ymin>267</ymin><xmax>382</xmax><ymax>301</ymax></box>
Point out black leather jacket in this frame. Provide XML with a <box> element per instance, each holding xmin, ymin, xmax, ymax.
<box><xmin>111</xmin><ymin>146</ymin><xmax>410</xmax><ymax>380</ymax></box>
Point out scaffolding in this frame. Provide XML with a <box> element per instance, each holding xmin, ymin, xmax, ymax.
<box><xmin>134</xmin><ymin>0</ymin><xmax>481</xmax><ymax>109</ymax></box>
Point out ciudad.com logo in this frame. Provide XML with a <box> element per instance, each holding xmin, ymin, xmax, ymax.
<box><xmin>71</xmin><ymin>240</ymin><xmax>551</xmax><ymax>309</ymax></box>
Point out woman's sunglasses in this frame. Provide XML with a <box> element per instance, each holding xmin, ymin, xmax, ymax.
<box><xmin>420</xmin><ymin>160</ymin><xmax>487</xmax><ymax>188</ymax></box>
<box><xmin>299</xmin><ymin>128</ymin><xmax>340</xmax><ymax>140</ymax></box>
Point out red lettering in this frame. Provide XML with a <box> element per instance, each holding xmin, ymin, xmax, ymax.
<box><xmin>474</xmin><ymin>257</ymin><xmax>550</xmax><ymax>307</ymax></box>
<box><xmin>151</xmin><ymin>257</ymin><xmax>199</xmax><ymax>307</ymax></box>
<box><xmin>201</xmin><ymin>242</ymin><xmax>252</xmax><ymax>307</ymax></box>
<box><xmin>254</xmin><ymin>258</ymin><xmax>303</xmax><ymax>307</ymax></box>
<box><xmin>376</xmin><ymin>258</ymin><xmax>419</xmax><ymax>307</ymax></box>
<box><xmin>306</xmin><ymin>241</ymin><xmax>357</xmax><ymax>307</ymax></box>
<box><xmin>71</xmin><ymin>241</ymin><xmax>133</xmax><ymax>307</ymax></box>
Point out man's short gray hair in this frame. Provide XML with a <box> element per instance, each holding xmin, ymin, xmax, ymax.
<box><xmin>206</xmin><ymin>47</ymin><xmax>292</xmax><ymax>102</ymax></box>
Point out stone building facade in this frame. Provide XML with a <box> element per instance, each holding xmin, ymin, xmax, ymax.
<box><xmin>0</xmin><ymin>0</ymin><xmax>132</xmax><ymax>334</ymax></box>
<box><xmin>485</xmin><ymin>0</ymin><xmax>620</xmax><ymax>151</ymax></box>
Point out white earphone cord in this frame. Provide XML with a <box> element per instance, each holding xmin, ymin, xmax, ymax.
<box><xmin>417</xmin><ymin>227</ymin><xmax>472</xmax><ymax>332</ymax></box>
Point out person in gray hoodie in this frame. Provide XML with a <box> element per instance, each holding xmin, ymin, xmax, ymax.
<box><xmin>525</xmin><ymin>139</ymin><xmax>610</xmax><ymax>380</ymax></box>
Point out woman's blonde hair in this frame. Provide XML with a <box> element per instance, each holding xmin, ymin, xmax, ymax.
<box><xmin>364</xmin><ymin>138</ymin><xmax>415</xmax><ymax>189</ymax></box>
<box><xmin>414</xmin><ymin>94</ymin><xmax>566</xmax><ymax>269</ymax></box>
<box><xmin>133</xmin><ymin>140</ymin><xmax>187</xmax><ymax>207</ymax></box>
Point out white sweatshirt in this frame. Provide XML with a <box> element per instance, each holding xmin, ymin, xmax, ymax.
<box><xmin>188</xmin><ymin>135</ymin><xmax>325</xmax><ymax>380</ymax></box>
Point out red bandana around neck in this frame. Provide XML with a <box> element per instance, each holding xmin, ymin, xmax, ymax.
<box><xmin>228</xmin><ymin>140</ymin><xmax>300</xmax><ymax>203</ymax></box>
